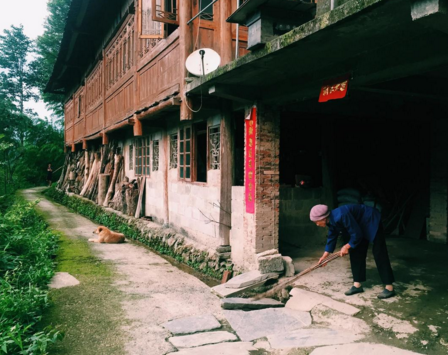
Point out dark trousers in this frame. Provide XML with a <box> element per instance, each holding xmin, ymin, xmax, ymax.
<box><xmin>349</xmin><ymin>226</ymin><xmax>395</xmax><ymax>284</ymax></box>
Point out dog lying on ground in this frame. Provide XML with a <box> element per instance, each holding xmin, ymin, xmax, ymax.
<box><xmin>89</xmin><ymin>226</ymin><xmax>126</xmax><ymax>243</ymax></box>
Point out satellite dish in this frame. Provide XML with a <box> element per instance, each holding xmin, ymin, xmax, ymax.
<box><xmin>186</xmin><ymin>48</ymin><xmax>221</xmax><ymax>77</ymax></box>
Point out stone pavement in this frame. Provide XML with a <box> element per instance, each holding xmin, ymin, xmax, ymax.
<box><xmin>36</xmin><ymin>188</ymin><xmax>428</xmax><ymax>355</ymax></box>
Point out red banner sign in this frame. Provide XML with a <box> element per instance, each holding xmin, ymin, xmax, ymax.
<box><xmin>318</xmin><ymin>74</ymin><xmax>350</xmax><ymax>102</ymax></box>
<box><xmin>245</xmin><ymin>107</ymin><xmax>256</xmax><ymax>214</ymax></box>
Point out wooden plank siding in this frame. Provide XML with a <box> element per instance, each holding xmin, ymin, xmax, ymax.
<box><xmin>63</xmin><ymin>0</ymin><xmax>250</xmax><ymax>146</ymax></box>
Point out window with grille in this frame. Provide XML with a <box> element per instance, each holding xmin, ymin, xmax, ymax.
<box><xmin>140</xmin><ymin>0</ymin><xmax>164</xmax><ymax>38</ymax></box>
<box><xmin>179</xmin><ymin>127</ymin><xmax>191</xmax><ymax>180</ymax></box>
<box><xmin>170</xmin><ymin>133</ymin><xmax>178</xmax><ymax>169</ymax></box>
<box><xmin>135</xmin><ymin>136</ymin><xmax>151</xmax><ymax>176</ymax></box>
<box><xmin>153</xmin><ymin>140</ymin><xmax>159</xmax><ymax>171</ymax></box>
<box><xmin>209</xmin><ymin>125</ymin><xmax>220</xmax><ymax>170</ymax></box>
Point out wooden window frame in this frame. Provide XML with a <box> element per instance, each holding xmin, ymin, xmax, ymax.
<box><xmin>135</xmin><ymin>136</ymin><xmax>151</xmax><ymax>176</ymax></box>
<box><xmin>179</xmin><ymin>126</ymin><xmax>192</xmax><ymax>181</ymax></box>
<box><xmin>139</xmin><ymin>0</ymin><xmax>165</xmax><ymax>39</ymax></box>
<box><xmin>152</xmin><ymin>0</ymin><xmax>179</xmax><ymax>25</ymax></box>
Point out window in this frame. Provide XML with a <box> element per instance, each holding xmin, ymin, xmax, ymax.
<box><xmin>209</xmin><ymin>125</ymin><xmax>220</xmax><ymax>170</ymax></box>
<box><xmin>152</xmin><ymin>140</ymin><xmax>159</xmax><ymax>171</ymax></box>
<box><xmin>129</xmin><ymin>144</ymin><xmax>133</xmax><ymax>170</ymax></box>
<box><xmin>170</xmin><ymin>133</ymin><xmax>178</xmax><ymax>169</ymax></box>
<box><xmin>200</xmin><ymin>0</ymin><xmax>214</xmax><ymax>21</ymax></box>
<box><xmin>140</xmin><ymin>0</ymin><xmax>164</xmax><ymax>38</ymax></box>
<box><xmin>152</xmin><ymin>0</ymin><xmax>178</xmax><ymax>25</ymax></box>
<box><xmin>135</xmin><ymin>137</ymin><xmax>151</xmax><ymax>176</ymax></box>
<box><xmin>179</xmin><ymin>127</ymin><xmax>191</xmax><ymax>180</ymax></box>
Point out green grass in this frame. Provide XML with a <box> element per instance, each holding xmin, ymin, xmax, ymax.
<box><xmin>36</xmin><ymin>231</ymin><xmax>126</xmax><ymax>355</ymax></box>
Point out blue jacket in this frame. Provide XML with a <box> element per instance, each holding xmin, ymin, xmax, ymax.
<box><xmin>325</xmin><ymin>204</ymin><xmax>381</xmax><ymax>253</ymax></box>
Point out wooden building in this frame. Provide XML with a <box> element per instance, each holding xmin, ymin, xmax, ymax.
<box><xmin>49</xmin><ymin>0</ymin><xmax>448</xmax><ymax>272</ymax></box>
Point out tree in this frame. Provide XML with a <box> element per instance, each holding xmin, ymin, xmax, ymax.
<box><xmin>32</xmin><ymin>0</ymin><xmax>71</xmax><ymax>118</ymax></box>
<box><xmin>0</xmin><ymin>25</ymin><xmax>38</xmax><ymax>116</ymax></box>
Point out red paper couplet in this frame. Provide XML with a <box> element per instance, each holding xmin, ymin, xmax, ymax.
<box><xmin>318</xmin><ymin>74</ymin><xmax>351</xmax><ymax>102</ymax></box>
<box><xmin>245</xmin><ymin>107</ymin><xmax>257</xmax><ymax>214</ymax></box>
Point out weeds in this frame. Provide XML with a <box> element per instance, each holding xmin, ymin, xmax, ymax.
<box><xmin>0</xmin><ymin>196</ymin><xmax>63</xmax><ymax>354</ymax></box>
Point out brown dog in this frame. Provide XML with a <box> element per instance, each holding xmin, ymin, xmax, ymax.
<box><xmin>89</xmin><ymin>226</ymin><xmax>125</xmax><ymax>243</ymax></box>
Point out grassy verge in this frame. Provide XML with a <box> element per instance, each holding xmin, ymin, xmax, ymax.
<box><xmin>45</xmin><ymin>187</ymin><xmax>230</xmax><ymax>280</ymax></box>
<box><xmin>0</xmin><ymin>196</ymin><xmax>62</xmax><ymax>355</ymax></box>
<box><xmin>37</xmin><ymin>231</ymin><xmax>125</xmax><ymax>355</ymax></box>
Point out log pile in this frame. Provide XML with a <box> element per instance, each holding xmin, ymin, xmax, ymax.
<box><xmin>57</xmin><ymin>141</ymin><xmax>147</xmax><ymax>219</ymax></box>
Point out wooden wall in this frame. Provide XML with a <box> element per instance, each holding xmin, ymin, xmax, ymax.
<box><xmin>64</xmin><ymin>0</ymin><xmax>250</xmax><ymax>146</ymax></box>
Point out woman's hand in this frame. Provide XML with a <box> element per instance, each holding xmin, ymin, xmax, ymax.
<box><xmin>318</xmin><ymin>251</ymin><xmax>330</xmax><ymax>267</ymax></box>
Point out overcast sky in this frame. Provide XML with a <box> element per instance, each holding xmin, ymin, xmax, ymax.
<box><xmin>0</xmin><ymin>0</ymin><xmax>52</xmax><ymax>119</ymax></box>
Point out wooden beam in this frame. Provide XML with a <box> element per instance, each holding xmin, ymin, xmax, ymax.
<box><xmin>179</xmin><ymin>0</ymin><xmax>194</xmax><ymax>120</ymax></box>
<box><xmin>133</xmin><ymin>115</ymin><xmax>143</xmax><ymax>136</ymax></box>
<box><xmin>102</xmin><ymin>132</ymin><xmax>109</xmax><ymax>145</ymax></box>
<box><xmin>219</xmin><ymin>0</ymin><xmax>233</xmax><ymax>66</ymax></box>
<box><xmin>209</xmin><ymin>85</ymin><xmax>256</xmax><ymax>103</ymax></box>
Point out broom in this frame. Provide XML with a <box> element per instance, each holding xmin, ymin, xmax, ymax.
<box><xmin>252</xmin><ymin>252</ymin><xmax>343</xmax><ymax>300</ymax></box>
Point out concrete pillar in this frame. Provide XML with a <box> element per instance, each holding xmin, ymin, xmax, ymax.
<box><xmin>243</xmin><ymin>104</ymin><xmax>280</xmax><ymax>269</ymax></box>
<box><xmin>429</xmin><ymin>118</ymin><xmax>448</xmax><ymax>243</ymax></box>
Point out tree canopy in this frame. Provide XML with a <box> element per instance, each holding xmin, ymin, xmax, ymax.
<box><xmin>0</xmin><ymin>0</ymin><xmax>70</xmax><ymax>194</ymax></box>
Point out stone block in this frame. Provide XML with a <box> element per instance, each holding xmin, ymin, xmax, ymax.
<box><xmin>221</xmin><ymin>297</ymin><xmax>284</xmax><ymax>310</ymax></box>
<box><xmin>257</xmin><ymin>253</ymin><xmax>284</xmax><ymax>274</ymax></box>
<box><xmin>223</xmin><ymin>308</ymin><xmax>312</xmax><ymax>341</ymax></box>
<box><xmin>169</xmin><ymin>331</ymin><xmax>237</xmax><ymax>348</ymax></box>
<box><xmin>162</xmin><ymin>314</ymin><xmax>221</xmax><ymax>335</ymax></box>
<box><xmin>225</xmin><ymin>270</ymin><xmax>279</xmax><ymax>289</ymax></box>
<box><xmin>167</xmin><ymin>342</ymin><xmax>256</xmax><ymax>355</ymax></box>
<box><xmin>211</xmin><ymin>279</ymin><xmax>268</xmax><ymax>298</ymax></box>
<box><xmin>256</xmin><ymin>249</ymin><xmax>278</xmax><ymax>258</ymax></box>
<box><xmin>216</xmin><ymin>245</ymin><xmax>231</xmax><ymax>253</ymax></box>
<box><xmin>286</xmin><ymin>288</ymin><xmax>360</xmax><ymax>315</ymax></box>
<box><xmin>268</xmin><ymin>328</ymin><xmax>363</xmax><ymax>349</ymax></box>
<box><xmin>310</xmin><ymin>343</ymin><xmax>425</xmax><ymax>355</ymax></box>
<box><xmin>282</xmin><ymin>256</ymin><xmax>295</xmax><ymax>277</ymax></box>
<box><xmin>49</xmin><ymin>272</ymin><xmax>80</xmax><ymax>289</ymax></box>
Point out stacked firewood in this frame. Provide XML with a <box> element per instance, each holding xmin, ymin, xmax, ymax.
<box><xmin>57</xmin><ymin>141</ymin><xmax>145</xmax><ymax>217</ymax></box>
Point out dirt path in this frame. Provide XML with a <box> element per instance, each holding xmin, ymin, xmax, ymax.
<box><xmin>23</xmin><ymin>187</ymin><xmax>222</xmax><ymax>355</ymax></box>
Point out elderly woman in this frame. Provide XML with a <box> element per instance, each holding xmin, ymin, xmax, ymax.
<box><xmin>310</xmin><ymin>204</ymin><xmax>395</xmax><ymax>299</ymax></box>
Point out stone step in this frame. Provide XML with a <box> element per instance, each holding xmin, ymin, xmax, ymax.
<box><xmin>162</xmin><ymin>314</ymin><xmax>221</xmax><ymax>335</ymax></box>
<box><xmin>310</xmin><ymin>343</ymin><xmax>425</xmax><ymax>355</ymax></box>
<box><xmin>166</xmin><ymin>342</ymin><xmax>256</xmax><ymax>355</ymax></box>
<box><xmin>224</xmin><ymin>270</ymin><xmax>279</xmax><ymax>289</ymax></box>
<box><xmin>211</xmin><ymin>279</ymin><xmax>267</xmax><ymax>298</ymax></box>
<box><xmin>49</xmin><ymin>272</ymin><xmax>80</xmax><ymax>289</ymax></box>
<box><xmin>169</xmin><ymin>331</ymin><xmax>237</xmax><ymax>349</ymax></box>
<box><xmin>221</xmin><ymin>297</ymin><xmax>284</xmax><ymax>310</ymax></box>
<box><xmin>286</xmin><ymin>288</ymin><xmax>360</xmax><ymax>315</ymax></box>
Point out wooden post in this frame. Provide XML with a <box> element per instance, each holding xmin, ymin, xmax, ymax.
<box><xmin>219</xmin><ymin>100</ymin><xmax>233</xmax><ymax>246</ymax></box>
<box><xmin>71</xmin><ymin>144</ymin><xmax>76</xmax><ymax>152</ymax></box>
<box><xmin>179</xmin><ymin>0</ymin><xmax>193</xmax><ymax>120</ymax></box>
<box><xmin>102</xmin><ymin>132</ymin><xmax>109</xmax><ymax>145</ymax></box>
<box><xmin>219</xmin><ymin>0</ymin><xmax>233</xmax><ymax>65</ymax></box>
<box><xmin>82</xmin><ymin>139</ymin><xmax>88</xmax><ymax>150</ymax></box>
<box><xmin>133</xmin><ymin>115</ymin><xmax>143</xmax><ymax>136</ymax></box>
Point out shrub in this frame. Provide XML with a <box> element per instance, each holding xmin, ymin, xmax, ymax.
<box><xmin>0</xmin><ymin>197</ymin><xmax>63</xmax><ymax>354</ymax></box>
